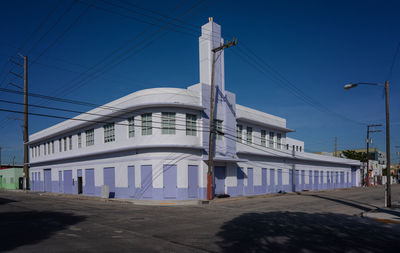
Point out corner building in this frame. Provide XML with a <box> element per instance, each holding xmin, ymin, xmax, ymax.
<box><xmin>29</xmin><ymin>19</ymin><xmax>361</xmax><ymax>200</ymax></box>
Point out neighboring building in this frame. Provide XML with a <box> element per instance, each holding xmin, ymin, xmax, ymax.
<box><xmin>28</xmin><ymin>18</ymin><xmax>361</xmax><ymax>200</ymax></box>
<box><xmin>0</xmin><ymin>166</ymin><xmax>24</xmax><ymax>190</ymax></box>
<box><xmin>337</xmin><ymin>148</ymin><xmax>386</xmax><ymax>165</ymax></box>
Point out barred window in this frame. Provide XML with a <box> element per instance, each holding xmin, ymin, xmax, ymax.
<box><xmin>277</xmin><ymin>133</ymin><xmax>282</xmax><ymax>149</ymax></box>
<box><xmin>128</xmin><ymin>117</ymin><xmax>135</xmax><ymax>138</ymax></box>
<box><xmin>246</xmin><ymin>127</ymin><xmax>252</xmax><ymax>144</ymax></box>
<box><xmin>141</xmin><ymin>113</ymin><xmax>152</xmax><ymax>135</ymax></box>
<box><xmin>269</xmin><ymin>132</ymin><xmax>274</xmax><ymax>148</ymax></box>
<box><xmin>261</xmin><ymin>130</ymin><xmax>266</xmax><ymax>147</ymax></box>
<box><xmin>69</xmin><ymin>135</ymin><xmax>72</xmax><ymax>150</ymax></box>
<box><xmin>104</xmin><ymin>123</ymin><xmax>115</xmax><ymax>143</ymax></box>
<box><xmin>236</xmin><ymin>124</ymin><xmax>242</xmax><ymax>142</ymax></box>
<box><xmin>215</xmin><ymin>120</ymin><xmax>223</xmax><ymax>140</ymax></box>
<box><xmin>78</xmin><ymin>133</ymin><xmax>82</xmax><ymax>148</ymax></box>
<box><xmin>86</xmin><ymin>129</ymin><xmax>94</xmax><ymax>146</ymax></box>
<box><xmin>186</xmin><ymin>114</ymin><xmax>197</xmax><ymax>136</ymax></box>
<box><xmin>162</xmin><ymin>112</ymin><xmax>176</xmax><ymax>134</ymax></box>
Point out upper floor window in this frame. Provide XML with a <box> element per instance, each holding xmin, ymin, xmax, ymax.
<box><xmin>286</xmin><ymin>144</ymin><xmax>289</xmax><ymax>150</ymax></box>
<box><xmin>186</xmin><ymin>114</ymin><xmax>197</xmax><ymax>136</ymax></box>
<box><xmin>300</xmin><ymin>146</ymin><xmax>302</xmax><ymax>152</ymax></box>
<box><xmin>86</xmin><ymin>129</ymin><xmax>94</xmax><ymax>146</ymax></box>
<box><xmin>236</xmin><ymin>124</ymin><xmax>242</xmax><ymax>142</ymax></box>
<box><xmin>69</xmin><ymin>135</ymin><xmax>72</xmax><ymax>150</ymax></box>
<box><xmin>246</xmin><ymin>127</ymin><xmax>252</xmax><ymax>144</ymax></box>
<box><xmin>104</xmin><ymin>123</ymin><xmax>115</xmax><ymax>143</ymax></box>
<box><xmin>162</xmin><ymin>112</ymin><xmax>176</xmax><ymax>135</ymax></box>
<box><xmin>44</xmin><ymin>143</ymin><xmax>47</xmax><ymax>155</ymax></box>
<box><xmin>51</xmin><ymin>141</ymin><xmax>54</xmax><ymax>153</ymax></box>
<box><xmin>277</xmin><ymin>133</ymin><xmax>282</xmax><ymax>149</ymax></box>
<box><xmin>215</xmin><ymin>120</ymin><xmax>223</xmax><ymax>140</ymax></box>
<box><xmin>128</xmin><ymin>117</ymin><xmax>135</xmax><ymax>138</ymax></box>
<box><xmin>63</xmin><ymin>137</ymin><xmax>67</xmax><ymax>151</ymax></box>
<box><xmin>141</xmin><ymin>113</ymin><xmax>152</xmax><ymax>136</ymax></box>
<box><xmin>78</xmin><ymin>133</ymin><xmax>82</xmax><ymax>148</ymax></box>
<box><xmin>59</xmin><ymin>138</ymin><xmax>62</xmax><ymax>152</ymax></box>
<box><xmin>38</xmin><ymin>145</ymin><xmax>40</xmax><ymax>156</ymax></box>
<box><xmin>261</xmin><ymin>130</ymin><xmax>266</xmax><ymax>147</ymax></box>
<box><xmin>296</xmin><ymin>146</ymin><xmax>299</xmax><ymax>152</ymax></box>
<box><xmin>48</xmin><ymin>142</ymin><xmax>50</xmax><ymax>154</ymax></box>
<box><xmin>269</xmin><ymin>132</ymin><xmax>274</xmax><ymax>148</ymax></box>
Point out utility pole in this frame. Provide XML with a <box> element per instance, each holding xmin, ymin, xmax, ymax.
<box><xmin>384</xmin><ymin>81</ymin><xmax>391</xmax><ymax>207</ymax></box>
<box><xmin>334</xmin><ymin>137</ymin><xmax>337</xmax><ymax>157</ymax></box>
<box><xmin>8</xmin><ymin>55</ymin><xmax>29</xmax><ymax>189</ymax></box>
<box><xmin>365</xmin><ymin>124</ymin><xmax>382</xmax><ymax>187</ymax></box>
<box><xmin>207</xmin><ymin>38</ymin><xmax>237</xmax><ymax>200</ymax></box>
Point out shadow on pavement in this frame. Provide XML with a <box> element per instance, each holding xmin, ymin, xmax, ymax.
<box><xmin>308</xmin><ymin>194</ymin><xmax>374</xmax><ymax>212</ymax></box>
<box><xmin>0</xmin><ymin>197</ymin><xmax>17</xmax><ymax>205</ymax></box>
<box><xmin>217</xmin><ymin>211</ymin><xmax>399</xmax><ymax>253</ymax></box>
<box><xmin>0</xmin><ymin>211</ymin><xmax>86</xmax><ymax>252</ymax></box>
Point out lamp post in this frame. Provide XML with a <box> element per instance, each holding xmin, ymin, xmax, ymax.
<box><xmin>344</xmin><ymin>81</ymin><xmax>391</xmax><ymax>207</ymax></box>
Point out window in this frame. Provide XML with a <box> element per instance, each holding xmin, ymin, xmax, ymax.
<box><xmin>277</xmin><ymin>133</ymin><xmax>282</xmax><ymax>149</ymax></box>
<box><xmin>59</xmin><ymin>139</ymin><xmax>62</xmax><ymax>152</ymax></box>
<box><xmin>261</xmin><ymin>130</ymin><xmax>266</xmax><ymax>147</ymax></box>
<box><xmin>104</xmin><ymin>123</ymin><xmax>115</xmax><ymax>143</ymax></box>
<box><xmin>63</xmin><ymin>137</ymin><xmax>67</xmax><ymax>151</ymax></box>
<box><xmin>141</xmin><ymin>113</ymin><xmax>152</xmax><ymax>135</ymax></box>
<box><xmin>69</xmin><ymin>135</ymin><xmax>72</xmax><ymax>150</ymax></box>
<box><xmin>44</xmin><ymin>143</ymin><xmax>47</xmax><ymax>155</ymax></box>
<box><xmin>292</xmin><ymin>145</ymin><xmax>295</xmax><ymax>151</ymax></box>
<box><xmin>162</xmin><ymin>112</ymin><xmax>176</xmax><ymax>134</ymax></box>
<box><xmin>52</xmin><ymin>141</ymin><xmax>54</xmax><ymax>154</ymax></box>
<box><xmin>86</xmin><ymin>129</ymin><xmax>94</xmax><ymax>146</ymax></box>
<box><xmin>128</xmin><ymin>117</ymin><xmax>135</xmax><ymax>138</ymax></box>
<box><xmin>48</xmin><ymin>142</ymin><xmax>50</xmax><ymax>154</ymax></box>
<box><xmin>300</xmin><ymin>146</ymin><xmax>302</xmax><ymax>152</ymax></box>
<box><xmin>286</xmin><ymin>144</ymin><xmax>289</xmax><ymax>150</ymax></box>
<box><xmin>296</xmin><ymin>146</ymin><xmax>299</xmax><ymax>152</ymax></box>
<box><xmin>269</xmin><ymin>132</ymin><xmax>274</xmax><ymax>148</ymax></box>
<box><xmin>236</xmin><ymin>124</ymin><xmax>242</xmax><ymax>142</ymax></box>
<box><xmin>186</xmin><ymin>114</ymin><xmax>197</xmax><ymax>136</ymax></box>
<box><xmin>78</xmin><ymin>133</ymin><xmax>82</xmax><ymax>148</ymax></box>
<box><xmin>246</xmin><ymin>127</ymin><xmax>252</xmax><ymax>144</ymax></box>
<box><xmin>38</xmin><ymin>145</ymin><xmax>40</xmax><ymax>156</ymax></box>
<box><xmin>215</xmin><ymin>120</ymin><xmax>223</xmax><ymax>140</ymax></box>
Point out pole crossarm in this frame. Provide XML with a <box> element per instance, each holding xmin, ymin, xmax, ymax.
<box><xmin>9</xmin><ymin>70</ymin><xmax>23</xmax><ymax>79</ymax></box>
<box><xmin>212</xmin><ymin>38</ymin><xmax>237</xmax><ymax>53</ymax></box>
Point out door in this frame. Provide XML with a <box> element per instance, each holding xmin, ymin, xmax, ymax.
<box><xmin>38</xmin><ymin>172</ymin><xmax>41</xmax><ymax>191</ymax></box>
<box><xmin>295</xmin><ymin>170</ymin><xmax>300</xmax><ymax>191</ymax></box>
<box><xmin>347</xmin><ymin>172</ymin><xmax>350</xmax><ymax>187</ymax></box>
<box><xmin>44</xmin><ymin>169</ymin><xmax>52</xmax><ymax>192</ymax></box>
<box><xmin>85</xmin><ymin>169</ymin><xmax>95</xmax><ymax>195</ymax></box>
<box><xmin>314</xmin><ymin>171</ymin><xmax>319</xmax><ymax>190</ymax></box>
<box><xmin>262</xmin><ymin>168</ymin><xmax>267</xmax><ymax>193</ymax></box>
<box><xmin>351</xmin><ymin>170</ymin><xmax>356</xmax><ymax>187</ymax></box>
<box><xmin>341</xmin><ymin>172</ymin><xmax>345</xmax><ymax>188</ymax></box>
<box><xmin>128</xmin><ymin>166</ymin><xmax>135</xmax><ymax>197</ymax></box>
<box><xmin>163</xmin><ymin>164</ymin><xmax>177</xmax><ymax>199</ymax></box>
<box><xmin>237</xmin><ymin>167</ymin><xmax>244</xmax><ymax>196</ymax></box>
<box><xmin>104</xmin><ymin>167</ymin><xmax>115</xmax><ymax>198</ymax></box>
<box><xmin>308</xmin><ymin>171</ymin><xmax>313</xmax><ymax>190</ymax></box>
<box><xmin>301</xmin><ymin>170</ymin><xmax>305</xmax><ymax>190</ymax></box>
<box><xmin>63</xmin><ymin>170</ymin><xmax>72</xmax><ymax>194</ymax></box>
<box><xmin>270</xmin><ymin>169</ymin><xmax>275</xmax><ymax>193</ymax></box>
<box><xmin>141</xmin><ymin>165</ymin><xmax>153</xmax><ymax>198</ymax></box>
<box><xmin>77</xmin><ymin>169</ymin><xmax>83</xmax><ymax>194</ymax></box>
<box><xmin>327</xmin><ymin>171</ymin><xmax>330</xmax><ymax>189</ymax></box>
<box><xmin>18</xmin><ymin>177</ymin><xmax>23</xmax><ymax>189</ymax></box>
<box><xmin>214</xmin><ymin>166</ymin><xmax>226</xmax><ymax>195</ymax></box>
<box><xmin>335</xmin><ymin>172</ymin><xmax>339</xmax><ymax>188</ymax></box>
<box><xmin>188</xmin><ymin>165</ymin><xmax>198</xmax><ymax>198</ymax></box>
<box><xmin>277</xmin><ymin>169</ymin><xmax>282</xmax><ymax>192</ymax></box>
<box><xmin>320</xmin><ymin>171</ymin><xmax>324</xmax><ymax>189</ymax></box>
<box><xmin>289</xmin><ymin>169</ymin><xmax>293</xmax><ymax>192</ymax></box>
<box><xmin>246</xmin><ymin>168</ymin><xmax>254</xmax><ymax>195</ymax></box>
<box><xmin>58</xmin><ymin>171</ymin><xmax>63</xmax><ymax>192</ymax></box>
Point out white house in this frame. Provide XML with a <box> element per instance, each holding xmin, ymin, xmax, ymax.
<box><xmin>28</xmin><ymin>18</ymin><xmax>361</xmax><ymax>200</ymax></box>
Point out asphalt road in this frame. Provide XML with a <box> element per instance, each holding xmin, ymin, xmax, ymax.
<box><xmin>1</xmin><ymin>185</ymin><xmax>399</xmax><ymax>253</ymax></box>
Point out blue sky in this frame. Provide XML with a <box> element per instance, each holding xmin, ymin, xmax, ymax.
<box><xmin>0</xmin><ymin>0</ymin><xmax>399</xmax><ymax>164</ymax></box>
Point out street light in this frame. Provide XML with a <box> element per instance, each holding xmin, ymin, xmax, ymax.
<box><xmin>344</xmin><ymin>81</ymin><xmax>391</xmax><ymax>208</ymax></box>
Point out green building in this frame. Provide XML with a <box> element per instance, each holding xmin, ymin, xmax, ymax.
<box><xmin>0</xmin><ymin>167</ymin><xmax>24</xmax><ymax>190</ymax></box>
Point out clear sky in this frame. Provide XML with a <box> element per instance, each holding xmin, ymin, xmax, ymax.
<box><xmin>0</xmin><ymin>0</ymin><xmax>399</xmax><ymax>165</ymax></box>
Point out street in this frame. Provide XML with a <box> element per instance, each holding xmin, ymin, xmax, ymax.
<box><xmin>1</xmin><ymin>185</ymin><xmax>399</xmax><ymax>253</ymax></box>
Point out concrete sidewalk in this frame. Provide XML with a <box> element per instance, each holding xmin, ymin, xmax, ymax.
<box><xmin>362</xmin><ymin>205</ymin><xmax>400</xmax><ymax>224</ymax></box>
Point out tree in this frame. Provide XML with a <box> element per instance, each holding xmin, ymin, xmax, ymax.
<box><xmin>342</xmin><ymin>150</ymin><xmax>367</xmax><ymax>162</ymax></box>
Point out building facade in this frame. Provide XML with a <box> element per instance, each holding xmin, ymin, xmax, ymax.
<box><xmin>0</xmin><ymin>166</ymin><xmax>24</xmax><ymax>190</ymax></box>
<box><xmin>28</xmin><ymin>19</ymin><xmax>361</xmax><ymax>200</ymax></box>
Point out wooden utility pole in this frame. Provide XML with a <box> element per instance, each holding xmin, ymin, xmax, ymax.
<box><xmin>207</xmin><ymin>38</ymin><xmax>237</xmax><ymax>200</ymax></box>
<box><xmin>384</xmin><ymin>81</ymin><xmax>391</xmax><ymax>207</ymax></box>
<box><xmin>23</xmin><ymin>56</ymin><xmax>29</xmax><ymax>190</ymax></box>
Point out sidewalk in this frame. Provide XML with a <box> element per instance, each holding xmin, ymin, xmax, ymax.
<box><xmin>362</xmin><ymin>205</ymin><xmax>400</xmax><ymax>224</ymax></box>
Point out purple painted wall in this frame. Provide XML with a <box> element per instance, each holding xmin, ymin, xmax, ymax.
<box><xmin>58</xmin><ymin>171</ymin><xmax>62</xmax><ymax>192</ymax></box>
